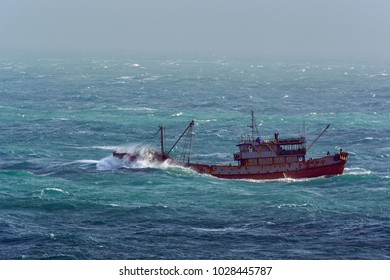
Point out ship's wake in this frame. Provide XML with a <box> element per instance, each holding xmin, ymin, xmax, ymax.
<box><xmin>237</xmin><ymin>177</ymin><xmax>317</xmax><ymax>184</ymax></box>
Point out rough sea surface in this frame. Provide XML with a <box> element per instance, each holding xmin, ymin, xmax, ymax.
<box><xmin>0</xmin><ymin>54</ymin><xmax>389</xmax><ymax>259</ymax></box>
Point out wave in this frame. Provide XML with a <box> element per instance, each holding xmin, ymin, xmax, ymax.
<box><xmin>142</xmin><ymin>75</ymin><xmax>161</xmax><ymax>81</ymax></box>
<box><xmin>91</xmin><ymin>145</ymin><xmax>121</xmax><ymax>151</ymax></box>
<box><xmin>95</xmin><ymin>148</ymin><xmax>199</xmax><ymax>178</ymax></box>
<box><xmin>76</xmin><ymin>145</ymin><xmax>125</xmax><ymax>151</ymax></box>
<box><xmin>197</xmin><ymin>118</ymin><xmax>218</xmax><ymax>123</ymax></box>
<box><xmin>72</xmin><ymin>159</ymin><xmax>100</xmax><ymax>164</ymax></box>
<box><xmin>36</xmin><ymin>187</ymin><xmax>69</xmax><ymax>199</ymax></box>
<box><xmin>116</xmin><ymin>107</ymin><xmax>156</xmax><ymax>112</ymax></box>
<box><xmin>96</xmin><ymin>146</ymin><xmax>173</xmax><ymax>171</ymax></box>
<box><xmin>191</xmin><ymin>226</ymin><xmax>246</xmax><ymax>233</ymax></box>
<box><xmin>171</xmin><ymin>112</ymin><xmax>183</xmax><ymax>117</ymax></box>
<box><xmin>344</xmin><ymin>167</ymin><xmax>372</xmax><ymax>175</ymax></box>
<box><xmin>117</xmin><ymin>75</ymin><xmax>133</xmax><ymax>80</ymax></box>
<box><xmin>277</xmin><ymin>203</ymin><xmax>311</xmax><ymax>209</ymax></box>
<box><xmin>237</xmin><ymin>177</ymin><xmax>318</xmax><ymax>184</ymax></box>
<box><xmin>56</xmin><ymin>159</ymin><xmax>100</xmax><ymax>169</ymax></box>
<box><xmin>96</xmin><ymin>155</ymin><xmax>125</xmax><ymax>171</ymax></box>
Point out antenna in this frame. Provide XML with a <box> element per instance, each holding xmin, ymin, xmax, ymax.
<box><xmin>247</xmin><ymin>110</ymin><xmax>259</xmax><ymax>139</ymax></box>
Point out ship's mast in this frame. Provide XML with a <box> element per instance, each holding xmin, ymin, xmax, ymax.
<box><xmin>248</xmin><ymin>110</ymin><xmax>259</xmax><ymax>139</ymax></box>
<box><xmin>159</xmin><ymin>126</ymin><xmax>165</xmax><ymax>158</ymax></box>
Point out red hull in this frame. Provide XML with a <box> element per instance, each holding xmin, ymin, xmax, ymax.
<box><xmin>187</xmin><ymin>160</ymin><xmax>347</xmax><ymax>180</ymax></box>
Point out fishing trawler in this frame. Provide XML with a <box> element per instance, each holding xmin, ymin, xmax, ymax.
<box><xmin>113</xmin><ymin>112</ymin><xmax>348</xmax><ymax>179</ymax></box>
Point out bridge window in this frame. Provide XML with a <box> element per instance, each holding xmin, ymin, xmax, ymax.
<box><xmin>239</xmin><ymin>145</ymin><xmax>249</xmax><ymax>152</ymax></box>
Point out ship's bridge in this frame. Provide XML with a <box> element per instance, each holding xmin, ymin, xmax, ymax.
<box><xmin>234</xmin><ymin>134</ymin><xmax>306</xmax><ymax>164</ymax></box>
<box><xmin>276</xmin><ymin>136</ymin><xmax>306</xmax><ymax>155</ymax></box>
<box><xmin>277</xmin><ymin>136</ymin><xmax>305</xmax><ymax>145</ymax></box>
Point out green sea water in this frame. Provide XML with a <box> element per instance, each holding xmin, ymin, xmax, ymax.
<box><xmin>0</xmin><ymin>54</ymin><xmax>389</xmax><ymax>259</ymax></box>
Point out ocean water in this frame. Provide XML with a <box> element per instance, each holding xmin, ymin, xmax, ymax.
<box><xmin>0</xmin><ymin>53</ymin><xmax>389</xmax><ymax>260</ymax></box>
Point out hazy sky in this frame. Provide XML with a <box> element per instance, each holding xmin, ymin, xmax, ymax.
<box><xmin>1</xmin><ymin>0</ymin><xmax>389</xmax><ymax>58</ymax></box>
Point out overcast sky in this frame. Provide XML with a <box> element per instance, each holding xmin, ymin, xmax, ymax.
<box><xmin>1</xmin><ymin>0</ymin><xmax>389</xmax><ymax>58</ymax></box>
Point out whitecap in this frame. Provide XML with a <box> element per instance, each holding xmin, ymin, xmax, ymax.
<box><xmin>74</xmin><ymin>159</ymin><xmax>100</xmax><ymax>164</ymax></box>
<box><xmin>117</xmin><ymin>107</ymin><xmax>156</xmax><ymax>112</ymax></box>
<box><xmin>95</xmin><ymin>148</ymin><xmax>199</xmax><ymax>174</ymax></box>
<box><xmin>197</xmin><ymin>119</ymin><xmax>217</xmax><ymax>123</ymax></box>
<box><xmin>96</xmin><ymin>155</ymin><xmax>126</xmax><ymax>171</ymax></box>
<box><xmin>109</xmin><ymin>203</ymin><xmax>120</xmax><ymax>207</ymax></box>
<box><xmin>142</xmin><ymin>75</ymin><xmax>160</xmax><ymax>81</ymax></box>
<box><xmin>370</xmin><ymin>72</ymin><xmax>388</xmax><ymax>78</ymax></box>
<box><xmin>96</xmin><ymin>145</ymin><xmax>167</xmax><ymax>171</ymax></box>
<box><xmin>172</xmin><ymin>112</ymin><xmax>183</xmax><ymax>117</ymax></box>
<box><xmin>344</xmin><ymin>167</ymin><xmax>372</xmax><ymax>175</ymax></box>
<box><xmin>117</xmin><ymin>76</ymin><xmax>133</xmax><ymax>80</ymax></box>
<box><xmin>40</xmin><ymin>188</ymin><xmax>69</xmax><ymax>197</ymax></box>
<box><xmin>277</xmin><ymin>203</ymin><xmax>309</xmax><ymax>209</ymax></box>
<box><xmin>46</xmin><ymin>187</ymin><xmax>68</xmax><ymax>193</ymax></box>
<box><xmin>91</xmin><ymin>145</ymin><xmax>120</xmax><ymax>151</ymax></box>
<box><xmin>60</xmin><ymin>159</ymin><xmax>100</xmax><ymax>167</ymax></box>
<box><xmin>51</xmin><ymin>117</ymin><xmax>69</xmax><ymax>121</ymax></box>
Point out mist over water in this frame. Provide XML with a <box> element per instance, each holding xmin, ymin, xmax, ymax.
<box><xmin>2</xmin><ymin>0</ymin><xmax>390</xmax><ymax>60</ymax></box>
